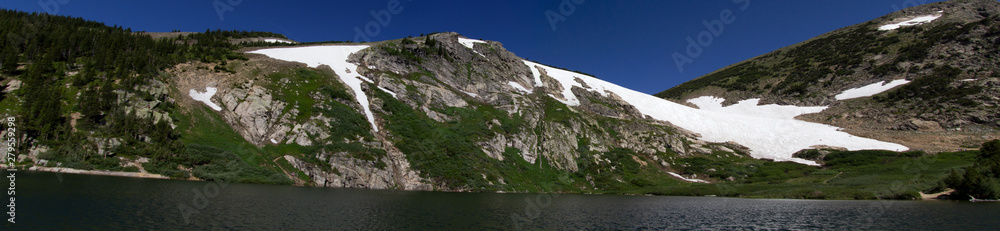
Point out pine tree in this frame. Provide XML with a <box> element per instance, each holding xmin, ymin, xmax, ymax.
<box><xmin>1</xmin><ymin>45</ymin><xmax>17</xmax><ymax>74</ymax></box>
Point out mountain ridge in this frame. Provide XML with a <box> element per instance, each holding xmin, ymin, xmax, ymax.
<box><xmin>655</xmin><ymin>0</ymin><xmax>1000</xmax><ymax>152</ymax></box>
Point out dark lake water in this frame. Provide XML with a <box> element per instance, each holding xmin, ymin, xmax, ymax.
<box><xmin>3</xmin><ymin>171</ymin><xmax>999</xmax><ymax>230</ymax></box>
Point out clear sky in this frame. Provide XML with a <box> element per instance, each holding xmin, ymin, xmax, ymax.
<box><xmin>0</xmin><ymin>0</ymin><xmax>951</xmax><ymax>94</ymax></box>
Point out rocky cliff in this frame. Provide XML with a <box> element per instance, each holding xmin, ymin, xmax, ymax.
<box><xmin>159</xmin><ymin>32</ymin><xmax>746</xmax><ymax>192</ymax></box>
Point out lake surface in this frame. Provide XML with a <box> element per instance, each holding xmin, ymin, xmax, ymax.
<box><xmin>4</xmin><ymin>171</ymin><xmax>999</xmax><ymax>230</ymax></box>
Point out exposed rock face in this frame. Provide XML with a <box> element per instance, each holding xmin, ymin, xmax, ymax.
<box><xmin>354</xmin><ymin>33</ymin><xmax>728</xmax><ymax>170</ymax></box>
<box><xmin>285</xmin><ymin>154</ymin><xmax>394</xmax><ymax>189</ymax></box>
<box><xmin>219</xmin><ymin>84</ymin><xmax>290</xmax><ymax>145</ymax></box>
<box><xmin>178</xmin><ymin>32</ymin><xmax>742</xmax><ymax>191</ymax></box>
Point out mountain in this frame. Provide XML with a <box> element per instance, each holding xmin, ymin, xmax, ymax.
<box><xmin>0</xmin><ymin>9</ymin><xmax>750</xmax><ymax>192</ymax></box>
<box><xmin>656</xmin><ymin>0</ymin><xmax>1000</xmax><ymax>153</ymax></box>
<box><xmin>0</xmin><ymin>4</ymin><xmax>993</xmax><ymax>198</ymax></box>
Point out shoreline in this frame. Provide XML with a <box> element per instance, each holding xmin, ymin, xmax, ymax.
<box><xmin>919</xmin><ymin>189</ymin><xmax>955</xmax><ymax>200</ymax></box>
<box><xmin>27</xmin><ymin>166</ymin><xmax>171</xmax><ymax>179</ymax></box>
<box><xmin>15</xmin><ymin>166</ymin><xmax>977</xmax><ymax>201</ymax></box>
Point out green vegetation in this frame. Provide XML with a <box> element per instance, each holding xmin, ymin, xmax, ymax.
<box><xmin>0</xmin><ymin>9</ymin><xmax>301</xmax><ymax>183</ymax></box>
<box><xmin>877</xmin><ymin>65</ymin><xmax>982</xmax><ymax>107</ymax></box>
<box><xmin>376</xmin><ymin>87</ymin><xmax>517</xmax><ymax>190</ymax></box>
<box><xmin>379</xmin><ymin>42</ymin><xmax>423</xmax><ymax>64</ymax></box>
<box><xmin>638</xmin><ymin>149</ymin><xmax>977</xmax><ymax>199</ymax></box>
<box><xmin>540</xmin><ymin>95</ymin><xmax>580</xmax><ymax>126</ymax></box>
<box><xmin>942</xmin><ymin>140</ymin><xmax>1000</xmax><ymax>199</ymax></box>
<box><xmin>186</xmin><ymin>144</ymin><xmax>292</xmax><ymax>184</ymax></box>
<box><xmin>375</xmin><ymin>82</ymin><xmax>680</xmax><ymax>192</ymax></box>
<box><xmin>377</xmin><ymin>36</ymin><xmax>449</xmax><ymax>64</ymax></box>
<box><xmin>170</xmin><ymin>105</ymin><xmax>291</xmax><ymax>184</ymax></box>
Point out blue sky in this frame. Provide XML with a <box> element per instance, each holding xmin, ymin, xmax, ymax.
<box><xmin>0</xmin><ymin>0</ymin><xmax>949</xmax><ymax>94</ymax></box>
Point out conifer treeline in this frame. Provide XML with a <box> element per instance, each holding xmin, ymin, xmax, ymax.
<box><xmin>0</xmin><ymin>8</ymin><xmax>280</xmax><ymax>169</ymax></box>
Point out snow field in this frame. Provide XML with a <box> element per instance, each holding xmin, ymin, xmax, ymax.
<box><xmin>523</xmin><ymin>61</ymin><xmax>909</xmax><ymax>165</ymax></box>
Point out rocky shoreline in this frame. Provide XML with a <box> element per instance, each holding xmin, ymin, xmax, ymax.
<box><xmin>27</xmin><ymin>166</ymin><xmax>170</xmax><ymax>179</ymax></box>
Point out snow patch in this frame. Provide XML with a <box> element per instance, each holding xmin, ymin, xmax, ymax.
<box><xmin>458</xmin><ymin>37</ymin><xmax>487</xmax><ymax>58</ymax></box>
<box><xmin>960</xmin><ymin>79</ymin><xmax>977</xmax><ymax>82</ymax></box>
<box><xmin>459</xmin><ymin>90</ymin><xmax>479</xmax><ymax>97</ymax></box>
<box><xmin>189</xmin><ymin>87</ymin><xmax>222</xmax><ymax>111</ymax></box>
<box><xmin>457</xmin><ymin>38</ymin><xmax>486</xmax><ymax>50</ymax></box>
<box><xmin>270</xmin><ymin>138</ymin><xmax>278</xmax><ymax>144</ymax></box>
<box><xmin>264</xmin><ymin>38</ymin><xmax>294</xmax><ymax>44</ymax></box>
<box><xmin>248</xmin><ymin>45</ymin><xmax>381</xmax><ymax>132</ymax></box>
<box><xmin>508</xmin><ymin>81</ymin><xmax>532</xmax><ymax>94</ymax></box>
<box><xmin>835</xmin><ymin>79</ymin><xmax>911</xmax><ymax>100</ymax></box>
<box><xmin>523</xmin><ymin>60</ymin><xmax>545</xmax><ymax>87</ymax></box>
<box><xmin>879</xmin><ymin>14</ymin><xmax>943</xmax><ymax>31</ymax></box>
<box><xmin>523</xmin><ymin>61</ymin><xmax>908</xmax><ymax>165</ymax></box>
<box><xmin>377</xmin><ymin>86</ymin><xmax>398</xmax><ymax>99</ymax></box>
<box><xmin>522</xmin><ymin>60</ymin><xmax>605</xmax><ymax>106</ymax></box>
<box><xmin>668</xmin><ymin>172</ymin><xmax>710</xmax><ymax>183</ymax></box>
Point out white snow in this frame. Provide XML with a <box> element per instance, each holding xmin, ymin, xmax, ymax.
<box><xmin>523</xmin><ymin>60</ymin><xmax>597</xmax><ymax>106</ymax></box>
<box><xmin>508</xmin><ymin>81</ymin><xmax>532</xmax><ymax>94</ymax></box>
<box><xmin>835</xmin><ymin>79</ymin><xmax>911</xmax><ymax>100</ymax></box>
<box><xmin>668</xmin><ymin>172</ymin><xmax>710</xmax><ymax>183</ymax></box>
<box><xmin>960</xmin><ymin>79</ymin><xmax>977</xmax><ymax>82</ymax></box>
<box><xmin>523</xmin><ymin>60</ymin><xmax>545</xmax><ymax>87</ymax></box>
<box><xmin>378</xmin><ymin>86</ymin><xmax>398</xmax><ymax>99</ymax></box>
<box><xmin>270</xmin><ymin>138</ymin><xmax>278</xmax><ymax>144</ymax></box>
<box><xmin>458</xmin><ymin>38</ymin><xmax>487</xmax><ymax>58</ymax></box>
<box><xmin>264</xmin><ymin>38</ymin><xmax>294</xmax><ymax>44</ymax></box>
<box><xmin>457</xmin><ymin>37</ymin><xmax>486</xmax><ymax>50</ymax></box>
<box><xmin>523</xmin><ymin>61</ymin><xmax>909</xmax><ymax>165</ymax></box>
<box><xmin>688</xmin><ymin>97</ymin><xmax>827</xmax><ymax>120</ymax></box>
<box><xmin>189</xmin><ymin>87</ymin><xmax>222</xmax><ymax>111</ymax></box>
<box><xmin>248</xmin><ymin>45</ymin><xmax>381</xmax><ymax>132</ymax></box>
<box><xmin>879</xmin><ymin>14</ymin><xmax>943</xmax><ymax>31</ymax></box>
<box><xmin>460</xmin><ymin>90</ymin><xmax>479</xmax><ymax>97</ymax></box>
